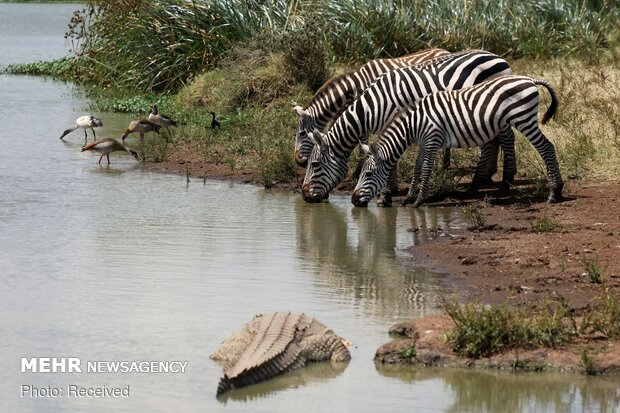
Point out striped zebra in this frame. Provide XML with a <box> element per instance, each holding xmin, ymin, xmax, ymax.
<box><xmin>351</xmin><ymin>75</ymin><xmax>563</xmax><ymax>208</ymax></box>
<box><xmin>301</xmin><ymin>50</ymin><xmax>516</xmax><ymax>203</ymax></box>
<box><xmin>293</xmin><ymin>48</ymin><xmax>450</xmax><ymax>167</ymax></box>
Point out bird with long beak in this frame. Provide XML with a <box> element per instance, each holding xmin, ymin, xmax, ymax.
<box><xmin>81</xmin><ymin>138</ymin><xmax>141</xmax><ymax>165</ymax></box>
<box><xmin>59</xmin><ymin>115</ymin><xmax>103</xmax><ymax>143</ymax></box>
<box><xmin>120</xmin><ymin>119</ymin><xmax>160</xmax><ymax>142</ymax></box>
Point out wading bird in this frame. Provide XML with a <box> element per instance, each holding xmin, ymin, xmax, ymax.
<box><xmin>120</xmin><ymin>119</ymin><xmax>160</xmax><ymax>142</ymax></box>
<box><xmin>81</xmin><ymin>138</ymin><xmax>141</xmax><ymax>165</ymax></box>
<box><xmin>59</xmin><ymin>115</ymin><xmax>103</xmax><ymax>143</ymax></box>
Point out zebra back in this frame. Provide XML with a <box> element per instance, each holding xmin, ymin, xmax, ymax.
<box><xmin>301</xmin><ymin>50</ymin><xmax>513</xmax><ymax>202</ymax></box>
<box><xmin>293</xmin><ymin>48</ymin><xmax>450</xmax><ymax>166</ymax></box>
<box><xmin>352</xmin><ymin>75</ymin><xmax>562</xmax><ymax>206</ymax></box>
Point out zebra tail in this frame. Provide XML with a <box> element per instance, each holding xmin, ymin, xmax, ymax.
<box><xmin>533</xmin><ymin>79</ymin><xmax>559</xmax><ymax>125</ymax></box>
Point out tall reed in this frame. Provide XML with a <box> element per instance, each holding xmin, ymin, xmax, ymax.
<box><xmin>68</xmin><ymin>0</ymin><xmax>618</xmax><ymax>93</ymax></box>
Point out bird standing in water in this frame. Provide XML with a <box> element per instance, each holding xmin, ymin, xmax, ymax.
<box><xmin>59</xmin><ymin>115</ymin><xmax>103</xmax><ymax>143</ymax></box>
<box><xmin>81</xmin><ymin>138</ymin><xmax>141</xmax><ymax>165</ymax></box>
<box><xmin>120</xmin><ymin>119</ymin><xmax>160</xmax><ymax>142</ymax></box>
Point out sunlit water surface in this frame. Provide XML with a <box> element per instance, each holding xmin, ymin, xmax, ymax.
<box><xmin>0</xmin><ymin>4</ymin><xmax>618</xmax><ymax>413</ymax></box>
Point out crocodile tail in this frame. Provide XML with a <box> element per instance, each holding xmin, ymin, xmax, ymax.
<box><xmin>216</xmin><ymin>375</ymin><xmax>233</xmax><ymax>397</ymax></box>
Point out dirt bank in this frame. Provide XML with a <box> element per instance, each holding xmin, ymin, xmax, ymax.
<box><xmin>143</xmin><ymin>144</ymin><xmax>620</xmax><ymax>374</ymax></box>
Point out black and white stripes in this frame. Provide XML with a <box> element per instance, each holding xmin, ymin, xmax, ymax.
<box><xmin>351</xmin><ymin>75</ymin><xmax>563</xmax><ymax>207</ymax></box>
<box><xmin>293</xmin><ymin>48</ymin><xmax>450</xmax><ymax>167</ymax></box>
<box><xmin>301</xmin><ymin>50</ymin><xmax>515</xmax><ymax>203</ymax></box>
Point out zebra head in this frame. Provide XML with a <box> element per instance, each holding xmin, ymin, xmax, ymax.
<box><xmin>352</xmin><ymin>143</ymin><xmax>388</xmax><ymax>207</ymax></box>
<box><xmin>301</xmin><ymin>131</ymin><xmax>349</xmax><ymax>203</ymax></box>
<box><xmin>293</xmin><ymin>105</ymin><xmax>317</xmax><ymax>167</ymax></box>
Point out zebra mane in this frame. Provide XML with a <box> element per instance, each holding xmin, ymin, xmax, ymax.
<box><xmin>306</xmin><ymin>72</ymin><xmax>352</xmax><ymax>109</ymax></box>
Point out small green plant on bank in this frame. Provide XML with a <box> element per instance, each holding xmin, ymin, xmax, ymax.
<box><xmin>581</xmin><ymin>293</ymin><xmax>620</xmax><ymax>338</ymax></box>
<box><xmin>583</xmin><ymin>258</ymin><xmax>604</xmax><ymax>284</ymax></box>
<box><xmin>136</xmin><ymin>136</ymin><xmax>169</xmax><ymax>163</ymax></box>
<box><xmin>399</xmin><ymin>345</ymin><xmax>417</xmax><ymax>362</ymax></box>
<box><xmin>443</xmin><ymin>300</ymin><xmax>573</xmax><ymax>358</ymax></box>
<box><xmin>531</xmin><ymin>215</ymin><xmax>561</xmax><ymax>233</ymax></box>
<box><xmin>579</xmin><ymin>347</ymin><xmax>598</xmax><ymax>375</ymax></box>
<box><xmin>463</xmin><ymin>203</ymin><xmax>487</xmax><ymax>231</ymax></box>
<box><xmin>444</xmin><ymin>293</ymin><xmax>620</xmax><ymax>365</ymax></box>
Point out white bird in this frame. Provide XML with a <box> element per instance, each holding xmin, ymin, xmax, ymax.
<box><xmin>81</xmin><ymin>138</ymin><xmax>140</xmax><ymax>165</ymax></box>
<box><xmin>60</xmin><ymin>115</ymin><xmax>103</xmax><ymax>143</ymax></box>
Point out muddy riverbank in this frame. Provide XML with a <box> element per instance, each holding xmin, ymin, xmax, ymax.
<box><xmin>144</xmin><ymin>143</ymin><xmax>620</xmax><ymax>375</ymax></box>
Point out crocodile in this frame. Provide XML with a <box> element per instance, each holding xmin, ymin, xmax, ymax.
<box><xmin>210</xmin><ymin>312</ymin><xmax>351</xmax><ymax>396</ymax></box>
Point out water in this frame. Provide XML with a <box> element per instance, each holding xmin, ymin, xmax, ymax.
<box><xmin>0</xmin><ymin>4</ymin><xmax>618</xmax><ymax>413</ymax></box>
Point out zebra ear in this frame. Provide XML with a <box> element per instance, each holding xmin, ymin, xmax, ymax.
<box><xmin>360</xmin><ymin>143</ymin><xmax>371</xmax><ymax>155</ymax></box>
<box><xmin>293</xmin><ymin>105</ymin><xmax>311</xmax><ymax>119</ymax></box>
<box><xmin>312</xmin><ymin>131</ymin><xmax>327</xmax><ymax>150</ymax></box>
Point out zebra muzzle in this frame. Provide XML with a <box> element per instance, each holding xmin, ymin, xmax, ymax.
<box><xmin>351</xmin><ymin>190</ymin><xmax>369</xmax><ymax>207</ymax></box>
<box><xmin>294</xmin><ymin>151</ymin><xmax>308</xmax><ymax>167</ymax></box>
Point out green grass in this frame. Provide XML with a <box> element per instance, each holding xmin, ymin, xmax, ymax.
<box><xmin>443</xmin><ymin>301</ymin><xmax>573</xmax><ymax>358</ymax></box>
<box><xmin>462</xmin><ymin>203</ymin><xmax>487</xmax><ymax>231</ymax></box>
<box><xmin>583</xmin><ymin>258</ymin><xmax>605</xmax><ymax>284</ymax></box>
<box><xmin>398</xmin><ymin>345</ymin><xmax>417</xmax><ymax>363</ymax></box>
<box><xmin>61</xmin><ymin>0</ymin><xmax>618</xmax><ymax>94</ymax></box>
<box><xmin>3</xmin><ymin>57</ymin><xmax>80</xmax><ymax>81</ymax></box>
<box><xmin>444</xmin><ymin>292</ymin><xmax>620</xmax><ymax>361</ymax></box>
<box><xmin>580</xmin><ymin>347</ymin><xmax>598</xmax><ymax>375</ymax></box>
<box><xmin>531</xmin><ymin>215</ymin><xmax>562</xmax><ymax>233</ymax></box>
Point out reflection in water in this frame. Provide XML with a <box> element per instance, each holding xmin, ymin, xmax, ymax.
<box><xmin>376</xmin><ymin>364</ymin><xmax>620</xmax><ymax>413</ymax></box>
<box><xmin>295</xmin><ymin>200</ymin><xmax>461</xmax><ymax>319</ymax></box>
<box><xmin>217</xmin><ymin>361</ymin><xmax>348</xmax><ymax>404</ymax></box>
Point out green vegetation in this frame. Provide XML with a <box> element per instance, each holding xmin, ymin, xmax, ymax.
<box><xmin>443</xmin><ymin>301</ymin><xmax>572</xmax><ymax>358</ymax></box>
<box><xmin>399</xmin><ymin>345</ymin><xmax>417</xmax><ymax>363</ymax></box>
<box><xmin>444</xmin><ymin>292</ymin><xmax>620</xmax><ymax>361</ymax></box>
<box><xmin>5</xmin><ymin>1</ymin><xmax>620</xmax><ymax>186</ymax></box>
<box><xmin>3</xmin><ymin>58</ymin><xmax>79</xmax><ymax>81</ymax></box>
<box><xmin>581</xmin><ymin>293</ymin><xmax>620</xmax><ymax>338</ymax></box>
<box><xmin>462</xmin><ymin>203</ymin><xmax>487</xmax><ymax>231</ymax></box>
<box><xmin>530</xmin><ymin>215</ymin><xmax>561</xmax><ymax>233</ymax></box>
<box><xmin>583</xmin><ymin>257</ymin><xmax>605</xmax><ymax>284</ymax></box>
<box><xmin>579</xmin><ymin>348</ymin><xmax>598</xmax><ymax>375</ymax></box>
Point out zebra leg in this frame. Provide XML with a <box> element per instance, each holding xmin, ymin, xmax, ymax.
<box><xmin>470</xmin><ymin>139</ymin><xmax>499</xmax><ymax>192</ymax></box>
<box><xmin>377</xmin><ymin>166</ymin><xmax>398</xmax><ymax>207</ymax></box>
<box><xmin>413</xmin><ymin>142</ymin><xmax>441</xmax><ymax>208</ymax></box>
<box><xmin>518</xmin><ymin>125</ymin><xmax>563</xmax><ymax>203</ymax></box>
<box><xmin>441</xmin><ymin>148</ymin><xmax>451</xmax><ymax>169</ymax></box>
<box><xmin>401</xmin><ymin>146</ymin><xmax>425</xmax><ymax>206</ymax></box>
<box><xmin>497</xmin><ymin>127</ymin><xmax>517</xmax><ymax>192</ymax></box>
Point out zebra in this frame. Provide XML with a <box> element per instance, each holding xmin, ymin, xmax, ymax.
<box><xmin>351</xmin><ymin>75</ymin><xmax>563</xmax><ymax>208</ymax></box>
<box><xmin>301</xmin><ymin>50</ymin><xmax>516</xmax><ymax>204</ymax></box>
<box><xmin>293</xmin><ymin>48</ymin><xmax>450</xmax><ymax>167</ymax></box>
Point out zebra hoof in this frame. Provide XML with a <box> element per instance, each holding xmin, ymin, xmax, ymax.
<box><xmin>499</xmin><ymin>181</ymin><xmax>513</xmax><ymax>195</ymax></box>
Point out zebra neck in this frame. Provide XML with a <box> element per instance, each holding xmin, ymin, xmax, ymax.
<box><xmin>307</xmin><ymin>73</ymin><xmax>362</xmax><ymax>131</ymax></box>
<box><xmin>378</xmin><ymin>113</ymin><xmax>419</xmax><ymax>166</ymax></box>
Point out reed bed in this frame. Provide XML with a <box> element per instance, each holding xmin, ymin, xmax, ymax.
<box><xmin>66</xmin><ymin>0</ymin><xmax>618</xmax><ymax>93</ymax></box>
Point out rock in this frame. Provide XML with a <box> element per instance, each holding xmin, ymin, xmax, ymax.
<box><xmin>388</xmin><ymin>321</ymin><xmax>420</xmax><ymax>339</ymax></box>
<box><xmin>375</xmin><ymin>339</ymin><xmax>417</xmax><ymax>364</ymax></box>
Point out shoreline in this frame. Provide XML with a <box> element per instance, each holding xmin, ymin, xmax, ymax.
<box><xmin>143</xmin><ymin>144</ymin><xmax>620</xmax><ymax>375</ymax></box>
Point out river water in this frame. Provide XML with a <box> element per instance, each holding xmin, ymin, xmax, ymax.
<box><xmin>0</xmin><ymin>3</ymin><xmax>618</xmax><ymax>413</ymax></box>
